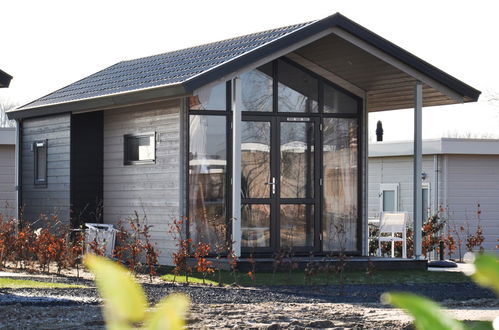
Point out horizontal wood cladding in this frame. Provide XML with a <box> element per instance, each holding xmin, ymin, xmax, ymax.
<box><xmin>0</xmin><ymin>146</ymin><xmax>16</xmax><ymax>218</ymax></box>
<box><xmin>103</xmin><ymin>99</ymin><xmax>182</xmax><ymax>264</ymax></box>
<box><xmin>21</xmin><ymin>113</ymin><xmax>71</xmax><ymax>223</ymax></box>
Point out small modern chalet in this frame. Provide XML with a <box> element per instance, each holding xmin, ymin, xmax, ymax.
<box><xmin>8</xmin><ymin>13</ymin><xmax>480</xmax><ymax>264</ymax></box>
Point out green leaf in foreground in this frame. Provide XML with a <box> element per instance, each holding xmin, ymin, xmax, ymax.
<box><xmin>472</xmin><ymin>253</ymin><xmax>499</xmax><ymax>295</ymax></box>
<box><xmin>145</xmin><ymin>293</ymin><xmax>190</xmax><ymax>329</ymax></box>
<box><xmin>382</xmin><ymin>292</ymin><xmax>465</xmax><ymax>330</ymax></box>
<box><xmin>84</xmin><ymin>254</ymin><xmax>147</xmax><ymax>326</ymax></box>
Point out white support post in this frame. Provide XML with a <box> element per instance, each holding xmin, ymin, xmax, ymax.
<box><xmin>413</xmin><ymin>82</ymin><xmax>423</xmax><ymax>259</ymax></box>
<box><xmin>231</xmin><ymin>77</ymin><xmax>242</xmax><ymax>257</ymax></box>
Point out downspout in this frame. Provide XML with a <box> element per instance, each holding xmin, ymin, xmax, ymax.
<box><xmin>15</xmin><ymin>119</ymin><xmax>22</xmax><ymax>221</ymax></box>
<box><xmin>433</xmin><ymin>154</ymin><xmax>439</xmax><ymax>214</ymax></box>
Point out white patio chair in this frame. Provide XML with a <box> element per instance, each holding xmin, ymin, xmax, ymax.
<box><xmin>378</xmin><ymin>212</ymin><xmax>408</xmax><ymax>258</ymax></box>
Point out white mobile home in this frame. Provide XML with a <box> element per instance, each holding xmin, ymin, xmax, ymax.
<box><xmin>369</xmin><ymin>138</ymin><xmax>499</xmax><ymax>253</ymax></box>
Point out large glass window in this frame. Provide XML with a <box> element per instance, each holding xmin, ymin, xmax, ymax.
<box><xmin>322</xmin><ymin>118</ymin><xmax>358</xmax><ymax>251</ymax></box>
<box><xmin>323</xmin><ymin>84</ymin><xmax>358</xmax><ymax>114</ymax></box>
<box><xmin>278</xmin><ymin>60</ymin><xmax>318</xmax><ymax>113</ymax></box>
<box><xmin>188</xmin><ymin>82</ymin><xmax>226</xmax><ymax>111</ymax></box>
<box><xmin>240</xmin><ymin>63</ymin><xmax>273</xmax><ymax>112</ymax></box>
<box><xmin>189</xmin><ymin>115</ymin><xmax>227</xmax><ymax>248</ymax></box>
<box><xmin>241</xmin><ymin>121</ymin><xmax>271</xmax><ymax>199</ymax></box>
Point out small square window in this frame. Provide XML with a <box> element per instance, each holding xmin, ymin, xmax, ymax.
<box><xmin>34</xmin><ymin>140</ymin><xmax>47</xmax><ymax>186</ymax></box>
<box><xmin>124</xmin><ymin>133</ymin><xmax>156</xmax><ymax>165</ymax></box>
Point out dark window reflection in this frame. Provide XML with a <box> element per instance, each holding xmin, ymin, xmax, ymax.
<box><xmin>280</xmin><ymin>204</ymin><xmax>314</xmax><ymax>247</ymax></box>
<box><xmin>240</xmin><ymin>63</ymin><xmax>273</xmax><ymax>112</ymax></box>
<box><xmin>322</xmin><ymin>118</ymin><xmax>358</xmax><ymax>251</ymax></box>
<box><xmin>278</xmin><ymin>60</ymin><xmax>318</xmax><ymax>113</ymax></box>
<box><xmin>323</xmin><ymin>84</ymin><xmax>358</xmax><ymax>114</ymax></box>
<box><xmin>280</xmin><ymin>122</ymin><xmax>314</xmax><ymax>199</ymax></box>
<box><xmin>241</xmin><ymin>204</ymin><xmax>271</xmax><ymax>248</ymax></box>
<box><xmin>241</xmin><ymin>121</ymin><xmax>271</xmax><ymax>199</ymax></box>
<box><xmin>189</xmin><ymin>115</ymin><xmax>227</xmax><ymax>249</ymax></box>
<box><xmin>188</xmin><ymin>83</ymin><xmax>226</xmax><ymax>111</ymax></box>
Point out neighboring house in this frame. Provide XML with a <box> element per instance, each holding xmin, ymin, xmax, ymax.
<box><xmin>0</xmin><ymin>69</ymin><xmax>12</xmax><ymax>88</ymax></box>
<box><xmin>0</xmin><ymin>69</ymin><xmax>15</xmax><ymax>218</ymax></box>
<box><xmin>7</xmin><ymin>13</ymin><xmax>480</xmax><ymax>264</ymax></box>
<box><xmin>369</xmin><ymin>138</ymin><xmax>499</xmax><ymax>254</ymax></box>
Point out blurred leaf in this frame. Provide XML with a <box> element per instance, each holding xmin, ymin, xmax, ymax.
<box><xmin>145</xmin><ymin>293</ymin><xmax>190</xmax><ymax>330</ymax></box>
<box><xmin>382</xmin><ymin>292</ymin><xmax>465</xmax><ymax>330</ymax></box>
<box><xmin>471</xmin><ymin>254</ymin><xmax>499</xmax><ymax>295</ymax></box>
<box><xmin>84</xmin><ymin>254</ymin><xmax>147</xmax><ymax>326</ymax></box>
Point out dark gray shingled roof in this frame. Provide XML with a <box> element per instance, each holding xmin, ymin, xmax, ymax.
<box><xmin>11</xmin><ymin>12</ymin><xmax>480</xmax><ymax>118</ymax></box>
<box><xmin>0</xmin><ymin>69</ymin><xmax>12</xmax><ymax>88</ymax></box>
<box><xmin>18</xmin><ymin>21</ymin><xmax>313</xmax><ymax>110</ymax></box>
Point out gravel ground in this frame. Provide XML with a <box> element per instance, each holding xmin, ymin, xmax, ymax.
<box><xmin>0</xmin><ymin>272</ymin><xmax>497</xmax><ymax>329</ymax></box>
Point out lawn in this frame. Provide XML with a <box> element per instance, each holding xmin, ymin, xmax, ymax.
<box><xmin>0</xmin><ymin>278</ymin><xmax>86</xmax><ymax>289</ymax></box>
<box><xmin>160</xmin><ymin>269</ymin><xmax>471</xmax><ymax>286</ymax></box>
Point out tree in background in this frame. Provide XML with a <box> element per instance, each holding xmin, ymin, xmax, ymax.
<box><xmin>0</xmin><ymin>99</ymin><xmax>17</xmax><ymax>128</ymax></box>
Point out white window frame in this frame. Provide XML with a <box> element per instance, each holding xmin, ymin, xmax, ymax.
<box><xmin>379</xmin><ymin>183</ymin><xmax>399</xmax><ymax>212</ymax></box>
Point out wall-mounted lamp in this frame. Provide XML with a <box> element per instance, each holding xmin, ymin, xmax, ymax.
<box><xmin>421</xmin><ymin>172</ymin><xmax>427</xmax><ymax>180</ymax></box>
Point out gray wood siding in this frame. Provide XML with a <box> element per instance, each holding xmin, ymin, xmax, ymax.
<box><xmin>368</xmin><ymin>155</ymin><xmax>437</xmax><ymax>223</ymax></box>
<box><xmin>103</xmin><ymin>101</ymin><xmax>181</xmax><ymax>265</ymax></box>
<box><xmin>0</xmin><ymin>145</ymin><xmax>16</xmax><ymax>218</ymax></box>
<box><xmin>445</xmin><ymin>155</ymin><xmax>499</xmax><ymax>253</ymax></box>
<box><xmin>21</xmin><ymin>114</ymin><xmax>71</xmax><ymax>223</ymax></box>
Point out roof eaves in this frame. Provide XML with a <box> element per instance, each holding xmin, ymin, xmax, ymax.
<box><xmin>333</xmin><ymin>14</ymin><xmax>481</xmax><ymax>101</ymax></box>
<box><xmin>7</xmin><ymin>83</ymin><xmax>188</xmax><ymax>120</ymax></box>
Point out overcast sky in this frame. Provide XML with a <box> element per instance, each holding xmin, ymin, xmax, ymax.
<box><xmin>1</xmin><ymin>0</ymin><xmax>498</xmax><ymax>140</ymax></box>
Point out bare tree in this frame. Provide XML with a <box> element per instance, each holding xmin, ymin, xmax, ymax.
<box><xmin>0</xmin><ymin>99</ymin><xmax>17</xmax><ymax>128</ymax></box>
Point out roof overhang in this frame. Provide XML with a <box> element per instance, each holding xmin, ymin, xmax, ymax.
<box><xmin>0</xmin><ymin>128</ymin><xmax>16</xmax><ymax>145</ymax></box>
<box><xmin>0</xmin><ymin>70</ymin><xmax>13</xmax><ymax>88</ymax></box>
<box><xmin>8</xmin><ymin>13</ymin><xmax>480</xmax><ymax>120</ymax></box>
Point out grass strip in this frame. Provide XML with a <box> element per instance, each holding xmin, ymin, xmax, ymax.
<box><xmin>0</xmin><ymin>278</ymin><xmax>86</xmax><ymax>289</ymax></box>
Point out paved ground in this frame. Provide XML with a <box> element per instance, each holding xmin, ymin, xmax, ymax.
<box><xmin>0</xmin><ymin>268</ymin><xmax>497</xmax><ymax>329</ymax></box>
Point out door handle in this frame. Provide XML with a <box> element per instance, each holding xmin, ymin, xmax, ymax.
<box><xmin>264</xmin><ymin>177</ymin><xmax>276</xmax><ymax>195</ymax></box>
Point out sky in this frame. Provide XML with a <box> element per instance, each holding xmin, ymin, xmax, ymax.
<box><xmin>1</xmin><ymin>0</ymin><xmax>498</xmax><ymax>141</ymax></box>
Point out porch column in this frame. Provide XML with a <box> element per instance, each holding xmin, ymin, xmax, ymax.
<box><xmin>413</xmin><ymin>81</ymin><xmax>423</xmax><ymax>259</ymax></box>
<box><xmin>231</xmin><ymin>77</ymin><xmax>242</xmax><ymax>257</ymax></box>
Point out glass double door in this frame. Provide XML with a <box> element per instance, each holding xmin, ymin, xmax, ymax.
<box><xmin>241</xmin><ymin>116</ymin><xmax>320</xmax><ymax>254</ymax></box>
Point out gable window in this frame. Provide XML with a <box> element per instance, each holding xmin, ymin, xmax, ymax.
<box><xmin>124</xmin><ymin>133</ymin><xmax>156</xmax><ymax>165</ymax></box>
<box><xmin>34</xmin><ymin>140</ymin><xmax>47</xmax><ymax>186</ymax></box>
<box><xmin>380</xmin><ymin>183</ymin><xmax>399</xmax><ymax>212</ymax></box>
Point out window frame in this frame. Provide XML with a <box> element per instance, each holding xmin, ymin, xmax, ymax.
<box><xmin>34</xmin><ymin>140</ymin><xmax>48</xmax><ymax>186</ymax></box>
<box><xmin>379</xmin><ymin>183</ymin><xmax>399</xmax><ymax>212</ymax></box>
<box><xmin>123</xmin><ymin>132</ymin><xmax>156</xmax><ymax>166</ymax></box>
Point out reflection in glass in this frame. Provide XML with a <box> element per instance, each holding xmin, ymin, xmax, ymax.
<box><xmin>278</xmin><ymin>60</ymin><xmax>318</xmax><ymax>113</ymax></box>
<box><xmin>382</xmin><ymin>191</ymin><xmax>396</xmax><ymax>212</ymax></box>
<box><xmin>189</xmin><ymin>115</ymin><xmax>227</xmax><ymax>249</ymax></box>
<box><xmin>323</xmin><ymin>84</ymin><xmax>358</xmax><ymax>113</ymax></box>
<box><xmin>125</xmin><ymin>135</ymin><xmax>155</xmax><ymax>162</ymax></box>
<box><xmin>322</xmin><ymin>118</ymin><xmax>358</xmax><ymax>251</ymax></box>
<box><xmin>280</xmin><ymin>204</ymin><xmax>314</xmax><ymax>247</ymax></box>
<box><xmin>242</xmin><ymin>204</ymin><xmax>271</xmax><ymax>248</ymax></box>
<box><xmin>280</xmin><ymin>122</ymin><xmax>314</xmax><ymax>198</ymax></box>
<box><xmin>240</xmin><ymin>63</ymin><xmax>273</xmax><ymax>112</ymax></box>
<box><xmin>188</xmin><ymin>82</ymin><xmax>226</xmax><ymax>110</ymax></box>
<box><xmin>241</xmin><ymin>121</ymin><xmax>271</xmax><ymax>199</ymax></box>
